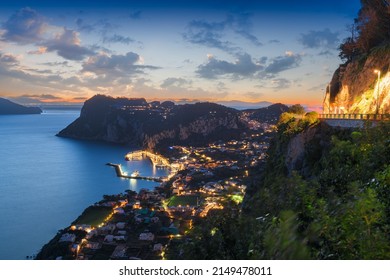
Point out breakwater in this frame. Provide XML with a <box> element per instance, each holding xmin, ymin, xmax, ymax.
<box><xmin>106</xmin><ymin>163</ymin><xmax>164</xmax><ymax>182</ymax></box>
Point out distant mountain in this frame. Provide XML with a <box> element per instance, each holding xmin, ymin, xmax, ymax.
<box><xmin>0</xmin><ymin>98</ymin><xmax>42</xmax><ymax>115</ymax></box>
<box><xmin>58</xmin><ymin>95</ymin><xmax>247</xmax><ymax>151</ymax></box>
<box><xmin>242</xmin><ymin>103</ymin><xmax>289</xmax><ymax>124</ymax></box>
<box><xmin>217</xmin><ymin>100</ymin><xmax>273</xmax><ymax>110</ymax></box>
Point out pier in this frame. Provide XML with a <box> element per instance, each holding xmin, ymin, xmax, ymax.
<box><xmin>125</xmin><ymin>150</ymin><xmax>170</xmax><ymax>168</ymax></box>
<box><xmin>106</xmin><ymin>163</ymin><xmax>164</xmax><ymax>182</ymax></box>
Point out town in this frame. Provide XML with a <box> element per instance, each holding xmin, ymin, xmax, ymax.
<box><xmin>36</xmin><ymin>125</ymin><xmax>275</xmax><ymax>260</ymax></box>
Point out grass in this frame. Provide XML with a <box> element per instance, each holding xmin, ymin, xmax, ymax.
<box><xmin>72</xmin><ymin>206</ymin><xmax>112</xmax><ymax>227</ymax></box>
<box><xmin>167</xmin><ymin>195</ymin><xmax>200</xmax><ymax>207</ymax></box>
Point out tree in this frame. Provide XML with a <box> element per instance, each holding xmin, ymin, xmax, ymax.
<box><xmin>288</xmin><ymin>104</ymin><xmax>305</xmax><ymax>115</ymax></box>
<box><xmin>339</xmin><ymin>0</ymin><xmax>390</xmax><ymax>58</ymax></box>
<box><xmin>339</xmin><ymin>37</ymin><xmax>358</xmax><ymax>62</ymax></box>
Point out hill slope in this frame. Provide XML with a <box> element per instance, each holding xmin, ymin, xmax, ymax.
<box><xmin>58</xmin><ymin>95</ymin><xmax>247</xmax><ymax>150</ymax></box>
<box><xmin>0</xmin><ymin>98</ymin><xmax>42</xmax><ymax>115</ymax></box>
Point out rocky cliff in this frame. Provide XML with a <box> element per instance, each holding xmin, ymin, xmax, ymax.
<box><xmin>325</xmin><ymin>44</ymin><xmax>390</xmax><ymax>115</ymax></box>
<box><xmin>58</xmin><ymin>95</ymin><xmax>247</xmax><ymax>150</ymax></box>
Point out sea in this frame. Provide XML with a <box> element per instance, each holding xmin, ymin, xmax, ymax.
<box><xmin>0</xmin><ymin>109</ymin><xmax>168</xmax><ymax>260</ymax></box>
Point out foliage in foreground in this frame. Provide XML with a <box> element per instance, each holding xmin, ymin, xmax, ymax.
<box><xmin>179</xmin><ymin>120</ymin><xmax>390</xmax><ymax>259</ymax></box>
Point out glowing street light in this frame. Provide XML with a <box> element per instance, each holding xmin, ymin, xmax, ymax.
<box><xmin>374</xmin><ymin>69</ymin><xmax>381</xmax><ymax>115</ymax></box>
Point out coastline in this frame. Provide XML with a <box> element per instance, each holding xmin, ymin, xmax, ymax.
<box><xmin>36</xmin><ymin>151</ymin><xmax>176</xmax><ymax>260</ymax></box>
<box><xmin>35</xmin><ymin>135</ymin><xmax>267</xmax><ymax>260</ymax></box>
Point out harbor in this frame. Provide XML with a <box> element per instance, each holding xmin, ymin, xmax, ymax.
<box><xmin>125</xmin><ymin>150</ymin><xmax>170</xmax><ymax>168</ymax></box>
<box><xmin>106</xmin><ymin>163</ymin><xmax>164</xmax><ymax>182</ymax></box>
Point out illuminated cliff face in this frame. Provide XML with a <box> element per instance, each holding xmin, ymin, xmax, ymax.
<box><xmin>324</xmin><ymin>47</ymin><xmax>390</xmax><ymax>115</ymax></box>
<box><xmin>348</xmin><ymin>72</ymin><xmax>390</xmax><ymax>114</ymax></box>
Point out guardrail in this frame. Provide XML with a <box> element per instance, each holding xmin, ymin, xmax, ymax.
<box><xmin>319</xmin><ymin>114</ymin><xmax>390</xmax><ymax>120</ymax></box>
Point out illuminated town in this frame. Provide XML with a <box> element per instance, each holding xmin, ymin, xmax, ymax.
<box><xmin>39</xmin><ymin>126</ymin><xmax>274</xmax><ymax>260</ymax></box>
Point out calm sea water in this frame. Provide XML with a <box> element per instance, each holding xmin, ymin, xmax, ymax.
<box><xmin>0</xmin><ymin>110</ymin><xmax>168</xmax><ymax>260</ymax></box>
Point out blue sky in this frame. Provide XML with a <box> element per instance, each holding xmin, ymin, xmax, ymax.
<box><xmin>0</xmin><ymin>0</ymin><xmax>361</xmax><ymax>107</ymax></box>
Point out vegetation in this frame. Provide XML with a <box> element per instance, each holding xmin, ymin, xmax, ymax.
<box><xmin>167</xmin><ymin>195</ymin><xmax>200</xmax><ymax>207</ymax></box>
<box><xmin>287</xmin><ymin>104</ymin><xmax>306</xmax><ymax>115</ymax></box>
<box><xmin>179</xmin><ymin>116</ymin><xmax>390</xmax><ymax>259</ymax></box>
<box><xmin>277</xmin><ymin>109</ymin><xmax>319</xmax><ymax>139</ymax></box>
<box><xmin>339</xmin><ymin>0</ymin><xmax>390</xmax><ymax>62</ymax></box>
<box><xmin>72</xmin><ymin>206</ymin><xmax>112</xmax><ymax>227</ymax></box>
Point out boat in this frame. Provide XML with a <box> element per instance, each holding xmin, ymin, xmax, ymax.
<box><xmin>131</xmin><ymin>170</ymin><xmax>140</xmax><ymax>177</ymax></box>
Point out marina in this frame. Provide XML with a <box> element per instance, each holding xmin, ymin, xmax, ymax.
<box><xmin>106</xmin><ymin>163</ymin><xmax>165</xmax><ymax>182</ymax></box>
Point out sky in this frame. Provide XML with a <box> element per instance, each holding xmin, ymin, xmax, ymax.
<box><xmin>0</xmin><ymin>0</ymin><xmax>362</xmax><ymax>107</ymax></box>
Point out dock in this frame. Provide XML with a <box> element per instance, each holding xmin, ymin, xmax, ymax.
<box><xmin>125</xmin><ymin>150</ymin><xmax>170</xmax><ymax>168</ymax></box>
<box><xmin>106</xmin><ymin>163</ymin><xmax>164</xmax><ymax>182</ymax></box>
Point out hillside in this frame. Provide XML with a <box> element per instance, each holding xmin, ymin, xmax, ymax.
<box><xmin>182</xmin><ymin>112</ymin><xmax>390</xmax><ymax>259</ymax></box>
<box><xmin>243</xmin><ymin>103</ymin><xmax>289</xmax><ymax>124</ymax></box>
<box><xmin>325</xmin><ymin>1</ymin><xmax>390</xmax><ymax>114</ymax></box>
<box><xmin>0</xmin><ymin>98</ymin><xmax>42</xmax><ymax>115</ymax></box>
<box><xmin>325</xmin><ymin>45</ymin><xmax>390</xmax><ymax>114</ymax></box>
<box><xmin>57</xmin><ymin>95</ymin><xmax>247</xmax><ymax>150</ymax></box>
<box><xmin>242</xmin><ymin>117</ymin><xmax>390</xmax><ymax>259</ymax></box>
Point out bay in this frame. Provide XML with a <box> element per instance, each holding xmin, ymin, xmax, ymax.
<box><xmin>0</xmin><ymin>110</ymin><xmax>168</xmax><ymax>260</ymax></box>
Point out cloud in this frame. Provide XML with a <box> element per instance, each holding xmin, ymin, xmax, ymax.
<box><xmin>95</xmin><ymin>19</ymin><xmax>116</xmax><ymax>31</ymax></box>
<box><xmin>216</xmin><ymin>81</ymin><xmax>227</xmax><ymax>91</ymax></box>
<box><xmin>298</xmin><ymin>28</ymin><xmax>339</xmax><ymax>49</ymax></box>
<box><xmin>102</xmin><ymin>34</ymin><xmax>135</xmax><ymax>45</ymax></box>
<box><xmin>81</xmin><ymin>52</ymin><xmax>159</xmax><ymax>77</ymax></box>
<box><xmin>183</xmin><ymin>59</ymin><xmax>193</xmax><ymax>64</ymax></box>
<box><xmin>76</xmin><ymin>18</ymin><xmax>95</xmax><ymax>33</ymax></box>
<box><xmin>129</xmin><ymin>11</ymin><xmax>142</xmax><ymax>19</ymax></box>
<box><xmin>229</xmin><ymin>12</ymin><xmax>262</xmax><ymax>47</ymax></box>
<box><xmin>196</xmin><ymin>51</ymin><xmax>303</xmax><ymax>83</ymax></box>
<box><xmin>243</xmin><ymin>91</ymin><xmax>263</xmax><ymax>99</ymax></box>
<box><xmin>160</xmin><ymin>77</ymin><xmax>192</xmax><ymax>89</ymax></box>
<box><xmin>318</xmin><ymin>50</ymin><xmax>334</xmax><ymax>57</ymax></box>
<box><xmin>183</xmin><ymin>13</ymin><xmax>261</xmax><ymax>53</ymax></box>
<box><xmin>1</xmin><ymin>7</ymin><xmax>46</xmax><ymax>44</ymax></box>
<box><xmin>8</xmin><ymin>96</ymin><xmax>43</xmax><ymax>104</ymax></box>
<box><xmin>183</xmin><ymin>19</ymin><xmax>235</xmax><ymax>52</ymax></box>
<box><xmin>20</xmin><ymin>94</ymin><xmax>61</xmax><ymax>100</ymax></box>
<box><xmin>264</xmin><ymin>51</ymin><xmax>302</xmax><ymax>74</ymax></box>
<box><xmin>0</xmin><ymin>53</ymin><xmax>19</xmax><ymax>66</ymax></box>
<box><xmin>308</xmin><ymin>83</ymin><xmax>326</xmax><ymax>92</ymax></box>
<box><xmin>269</xmin><ymin>39</ymin><xmax>281</xmax><ymax>44</ymax></box>
<box><xmin>270</xmin><ymin>78</ymin><xmax>292</xmax><ymax>91</ymax></box>
<box><xmin>46</xmin><ymin>28</ymin><xmax>95</xmax><ymax>60</ymax></box>
<box><xmin>258</xmin><ymin>56</ymin><xmax>268</xmax><ymax>64</ymax></box>
<box><xmin>27</xmin><ymin>46</ymin><xmax>47</xmax><ymax>55</ymax></box>
<box><xmin>24</xmin><ymin>68</ymin><xmax>55</xmax><ymax>74</ymax></box>
<box><xmin>8</xmin><ymin>94</ymin><xmax>66</xmax><ymax>105</ymax></box>
<box><xmin>0</xmin><ymin>51</ymin><xmax>82</xmax><ymax>94</ymax></box>
<box><xmin>73</xmin><ymin>96</ymin><xmax>88</xmax><ymax>100</ymax></box>
<box><xmin>196</xmin><ymin>53</ymin><xmax>263</xmax><ymax>79</ymax></box>
<box><xmin>40</xmin><ymin>61</ymin><xmax>70</xmax><ymax>67</ymax></box>
<box><xmin>255</xmin><ymin>77</ymin><xmax>297</xmax><ymax>91</ymax></box>
<box><xmin>1</xmin><ymin>8</ymin><xmax>95</xmax><ymax>61</ymax></box>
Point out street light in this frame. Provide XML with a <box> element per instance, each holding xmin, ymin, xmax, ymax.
<box><xmin>374</xmin><ymin>69</ymin><xmax>381</xmax><ymax>115</ymax></box>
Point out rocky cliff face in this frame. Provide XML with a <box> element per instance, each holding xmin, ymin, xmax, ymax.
<box><xmin>58</xmin><ymin>95</ymin><xmax>247</xmax><ymax>150</ymax></box>
<box><xmin>269</xmin><ymin>122</ymin><xmax>350</xmax><ymax>179</ymax></box>
<box><xmin>324</xmin><ymin>44</ymin><xmax>390</xmax><ymax>114</ymax></box>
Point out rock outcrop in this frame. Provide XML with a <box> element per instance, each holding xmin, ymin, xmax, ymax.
<box><xmin>58</xmin><ymin>95</ymin><xmax>247</xmax><ymax>150</ymax></box>
<box><xmin>324</xmin><ymin>44</ymin><xmax>390</xmax><ymax>114</ymax></box>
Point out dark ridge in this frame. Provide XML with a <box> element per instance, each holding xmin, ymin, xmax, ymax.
<box><xmin>0</xmin><ymin>98</ymin><xmax>42</xmax><ymax>115</ymax></box>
